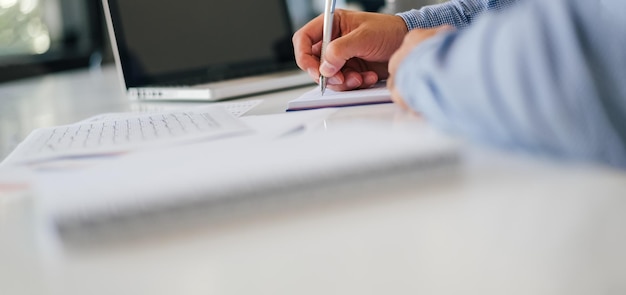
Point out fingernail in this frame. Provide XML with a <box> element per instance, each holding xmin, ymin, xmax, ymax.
<box><xmin>319</xmin><ymin>62</ymin><xmax>337</xmax><ymax>76</ymax></box>
<box><xmin>347</xmin><ymin>77</ymin><xmax>360</xmax><ymax>88</ymax></box>
<box><xmin>328</xmin><ymin>76</ymin><xmax>341</xmax><ymax>85</ymax></box>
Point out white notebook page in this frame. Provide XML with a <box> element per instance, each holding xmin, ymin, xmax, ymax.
<box><xmin>287</xmin><ymin>82</ymin><xmax>391</xmax><ymax>111</ymax></box>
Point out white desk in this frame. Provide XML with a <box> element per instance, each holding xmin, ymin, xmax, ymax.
<box><xmin>1</xmin><ymin>66</ymin><xmax>626</xmax><ymax>295</ymax></box>
<box><xmin>0</xmin><ymin>66</ymin><xmax>315</xmax><ymax>160</ymax></box>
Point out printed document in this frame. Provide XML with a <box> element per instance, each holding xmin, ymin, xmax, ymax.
<box><xmin>2</xmin><ymin>105</ymin><xmax>251</xmax><ymax>166</ymax></box>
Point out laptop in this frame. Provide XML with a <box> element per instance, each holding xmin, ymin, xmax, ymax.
<box><xmin>102</xmin><ymin>0</ymin><xmax>313</xmax><ymax>101</ymax></box>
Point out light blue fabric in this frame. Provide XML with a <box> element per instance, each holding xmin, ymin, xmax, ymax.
<box><xmin>395</xmin><ymin>0</ymin><xmax>626</xmax><ymax>169</ymax></box>
<box><xmin>397</xmin><ymin>0</ymin><xmax>519</xmax><ymax>29</ymax></box>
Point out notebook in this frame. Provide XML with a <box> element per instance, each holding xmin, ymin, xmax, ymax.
<box><xmin>287</xmin><ymin>82</ymin><xmax>392</xmax><ymax>111</ymax></box>
<box><xmin>35</xmin><ymin>124</ymin><xmax>460</xmax><ymax>245</ymax></box>
<box><xmin>102</xmin><ymin>0</ymin><xmax>313</xmax><ymax>101</ymax></box>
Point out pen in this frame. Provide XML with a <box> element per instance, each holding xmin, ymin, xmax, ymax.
<box><xmin>319</xmin><ymin>0</ymin><xmax>336</xmax><ymax>96</ymax></box>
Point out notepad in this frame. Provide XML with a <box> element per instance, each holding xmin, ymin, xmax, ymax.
<box><xmin>35</xmin><ymin>124</ymin><xmax>460</xmax><ymax>246</ymax></box>
<box><xmin>287</xmin><ymin>82</ymin><xmax>392</xmax><ymax>111</ymax></box>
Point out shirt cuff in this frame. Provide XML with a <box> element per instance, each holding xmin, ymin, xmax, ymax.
<box><xmin>394</xmin><ymin>33</ymin><xmax>451</xmax><ymax>119</ymax></box>
<box><xmin>396</xmin><ymin>9</ymin><xmax>428</xmax><ymax>30</ymax></box>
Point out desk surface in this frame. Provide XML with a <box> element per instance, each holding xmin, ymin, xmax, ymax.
<box><xmin>1</xmin><ymin>66</ymin><xmax>626</xmax><ymax>295</ymax></box>
<box><xmin>0</xmin><ymin>66</ymin><xmax>315</xmax><ymax>161</ymax></box>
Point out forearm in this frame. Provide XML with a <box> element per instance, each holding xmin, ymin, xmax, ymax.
<box><xmin>396</xmin><ymin>0</ymin><xmax>626</xmax><ymax>167</ymax></box>
<box><xmin>396</xmin><ymin>0</ymin><xmax>518</xmax><ymax>29</ymax></box>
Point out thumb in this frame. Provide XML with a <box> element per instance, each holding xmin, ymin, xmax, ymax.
<box><xmin>319</xmin><ymin>32</ymin><xmax>369</xmax><ymax>77</ymax></box>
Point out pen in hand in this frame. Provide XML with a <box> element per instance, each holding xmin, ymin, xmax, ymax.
<box><xmin>319</xmin><ymin>0</ymin><xmax>336</xmax><ymax>96</ymax></box>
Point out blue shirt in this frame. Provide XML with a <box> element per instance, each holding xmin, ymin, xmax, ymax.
<box><xmin>395</xmin><ymin>0</ymin><xmax>626</xmax><ymax>169</ymax></box>
<box><xmin>397</xmin><ymin>0</ymin><xmax>519</xmax><ymax>29</ymax></box>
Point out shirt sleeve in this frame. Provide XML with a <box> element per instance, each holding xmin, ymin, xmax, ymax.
<box><xmin>396</xmin><ymin>0</ymin><xmax>518</xmax><ymax>29</ymax></box>
<box><xmin>395</xmin><ymin>0</ymin><xmax>626</xmax><ymax>168</ymax></box>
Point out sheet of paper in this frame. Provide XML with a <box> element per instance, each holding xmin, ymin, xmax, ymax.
<box><xmin>2</xmin><ymin>105</ymin><xmax>252</xmax><ymax>166</ymax></box>
<box><xmin>287</xmin><ymin>82</ymin><xmax>391</xmax><ymax>111</ymax></box>
<box><xmin>1</xmin><ymin>107</ymin><xmax>337</xmax><ymax>172</ymax></box>
<box><xmin>78</xmin><ymin>99</ymin><xmax>262</xmax><ymax>124</ymax></box>
<box><xmin>240</xmin><ymin>108</ymin><xmax>337</xmax><ymax>140</ymax></box>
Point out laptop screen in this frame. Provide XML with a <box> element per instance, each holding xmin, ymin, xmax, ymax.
<box><xmin>105</xmin><ymin>0</ymin><xmax>297</xmax><ymax>87</ymax></box>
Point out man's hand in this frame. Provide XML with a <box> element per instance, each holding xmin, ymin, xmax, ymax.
<box><xmin>293</xmin><ymin>10</ymin><xmax>408</xmax><ymax>91</ymax></box>
<box><xmin>388</xmin><ymin>26</ymin><xmax>453</xmax><ymax>109</ymax></box>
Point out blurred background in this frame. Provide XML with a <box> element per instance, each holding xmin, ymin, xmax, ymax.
<box><xmin>0</xmin><ymin>0</ymin><xmax>444</xmax><ymax>83</ymax></box>
<box><xmin>0</xmin><ymin>0</ymin><xmax>103</xmax><ymax>81</ymax></box>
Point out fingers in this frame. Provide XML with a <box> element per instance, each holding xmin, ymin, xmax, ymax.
<box><xmin>328</xmin><ymin>70</ymin><xmax>363</xmax><ymax>91</ymax></box>
<box><xmin>387</xmin><ymin>26</ymin><xmax>455</xmax><ymax>110</ymax></box>
<box><xmin>293</xmin><ymin>10</ymin><xmax>410</xmax><ymax>90</ymax></box>
<box><xmin>326</xmin><ymin>58</ymin><xmax>387</xmax><ymax>91</ymax></box>
<box><xmin>292</xmin><ymin>14</ymin><xmax>325</xmax><ymax>75</ymax></box>
<box><xmin>387</xmin><ymin>76</ymin><xmax>409</xmax><ymax>109</ymax></box>
<box><xmin>389</xmin><ymin>26</ymin><xmax>453</xmax><ymax>78</ymax></box>
<box><xmin>293</xmin><ymin>10</ymin><xmax>356</xmax><ymax>84</ymax></box>
<box><xmin>326</xmin><ymin>70</ymin><xmax>379</xmax><ymax>92</ymax></box>
<box><xmin>319</xmin><ymin>32</ymin><xmax>367</xmax><ymax>77</ymax></box>
<box><xmin>319</xmin><ymin>13</ymin><xmax>408</xmax><ymax>78</ymax></box>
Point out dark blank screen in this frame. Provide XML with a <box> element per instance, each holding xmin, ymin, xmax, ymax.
<box><xmin>111</xmin><ymin>0</ymin><xmax>293</xmax><ymax>83</ymax></box>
